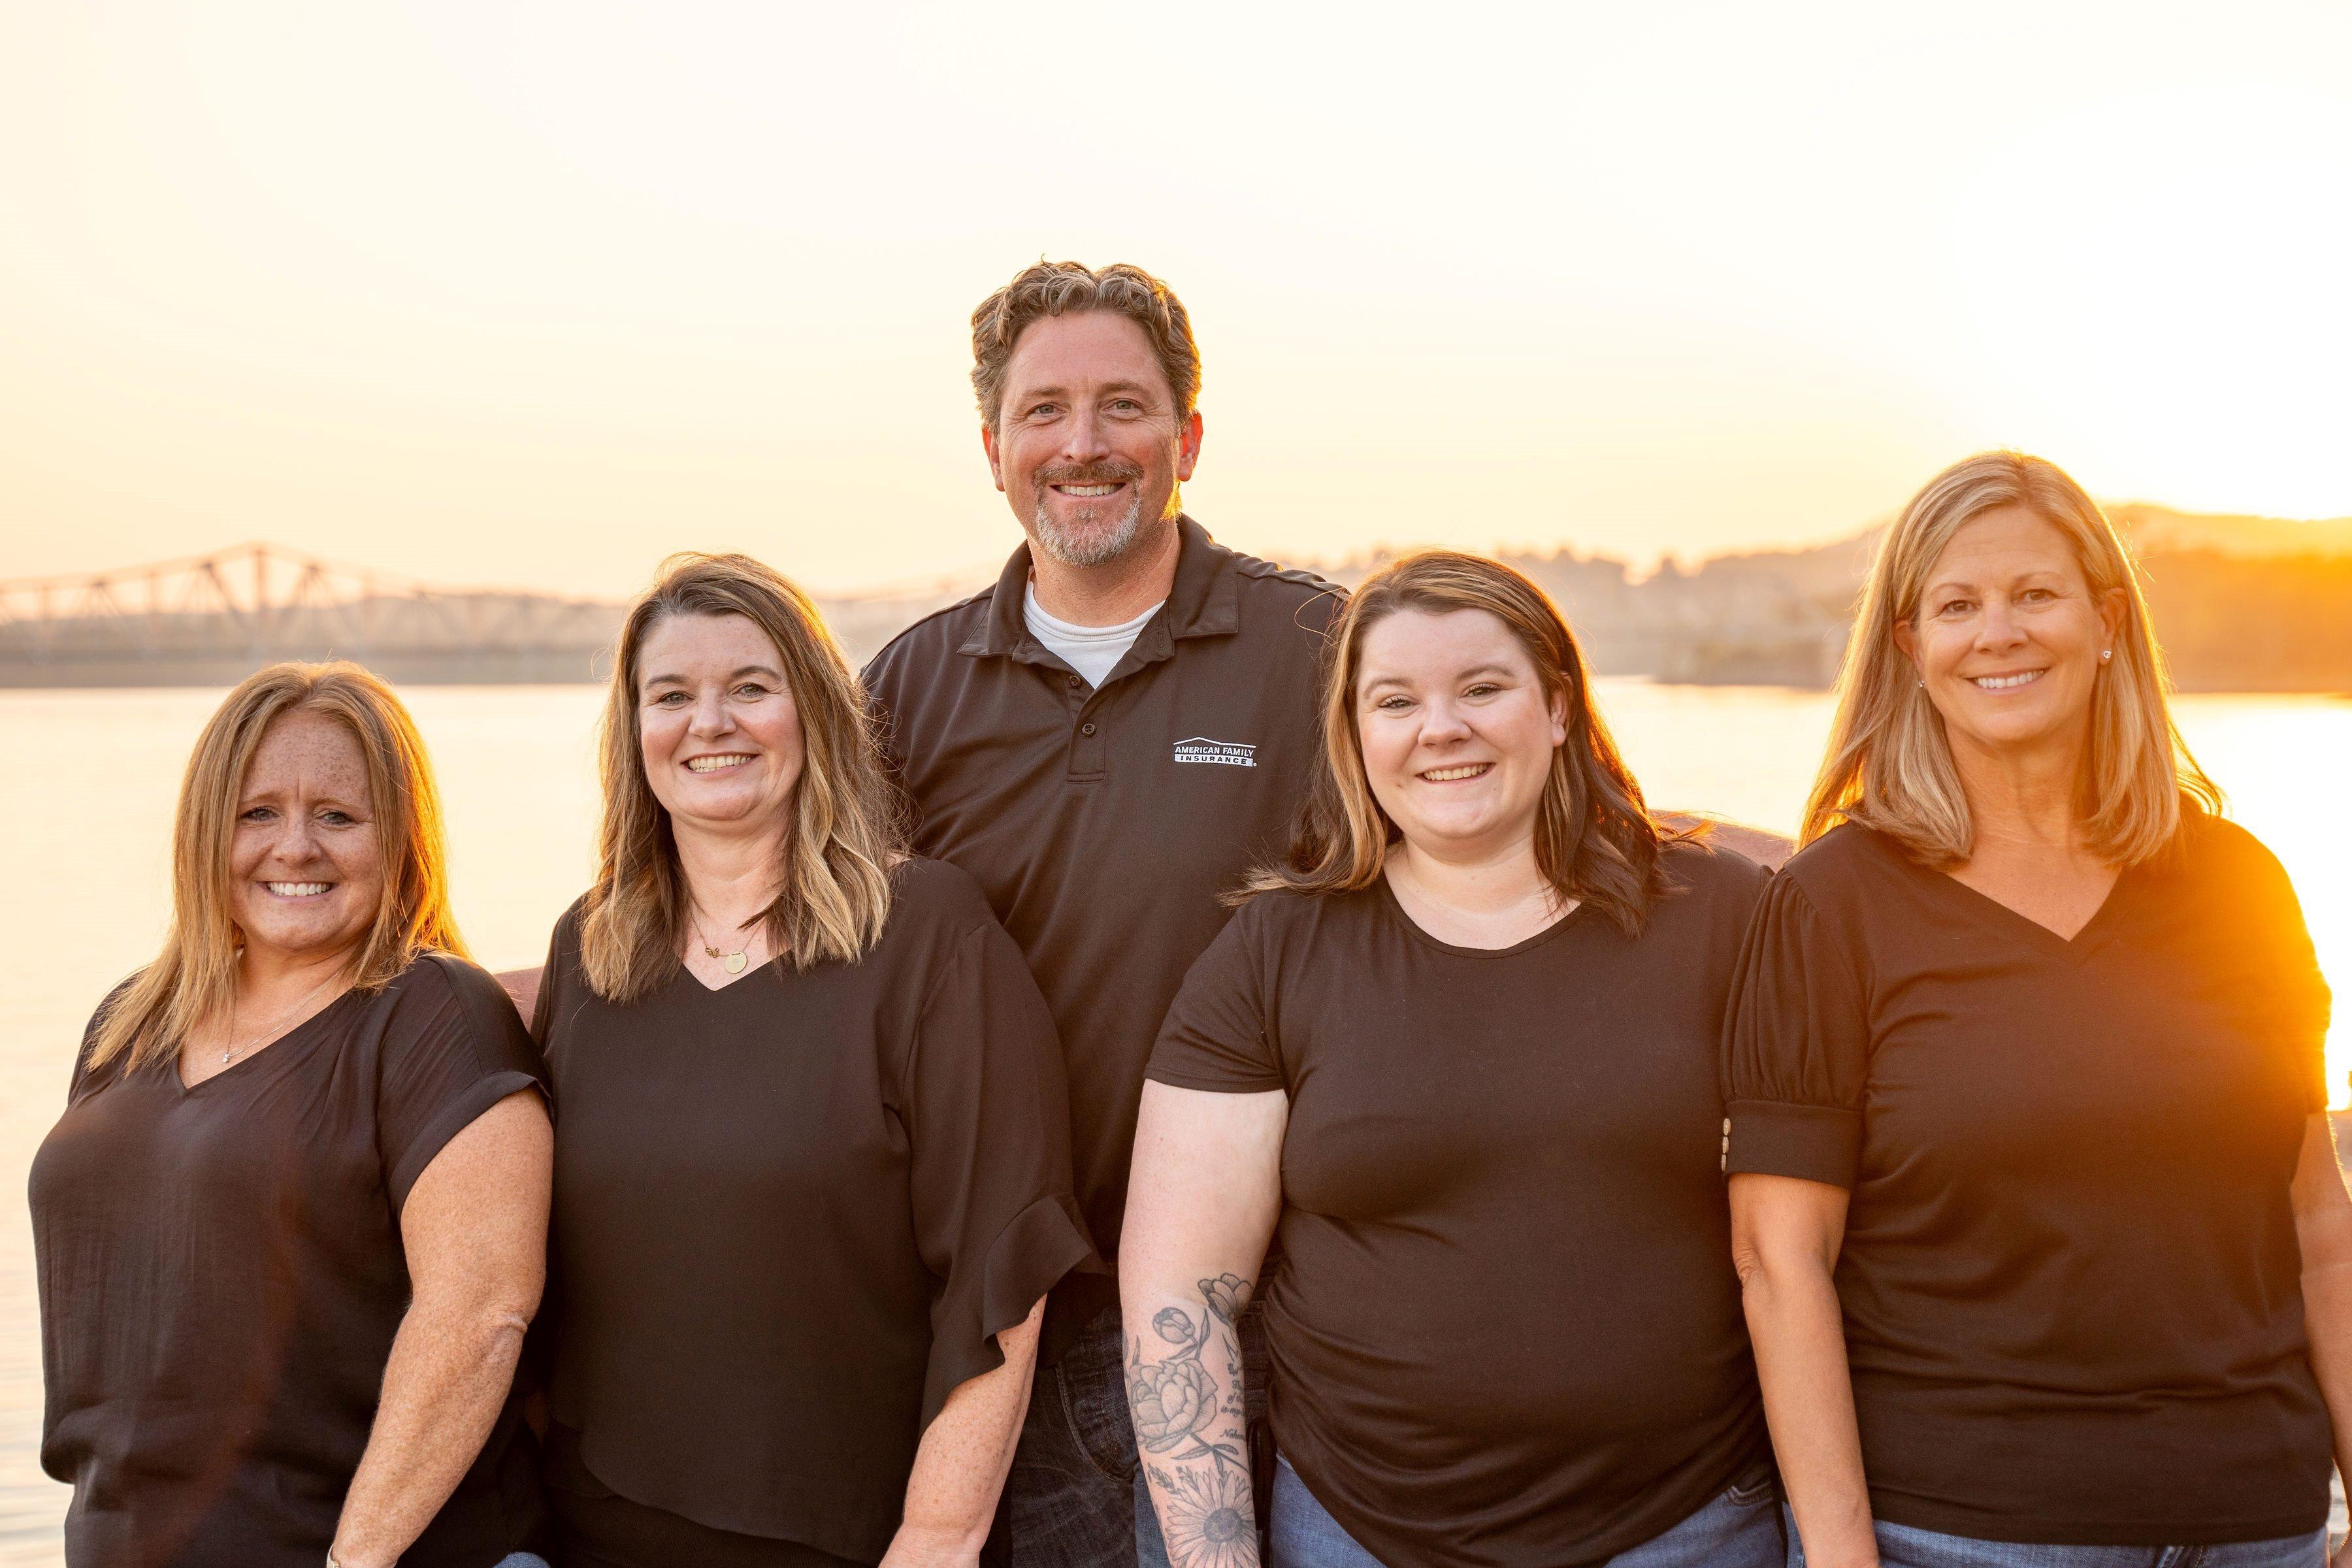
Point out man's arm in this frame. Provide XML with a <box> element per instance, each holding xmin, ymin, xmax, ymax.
<box><xmin>1658</xmin><ymin>812</ymin><xmax>1794</xmax><ymax>870</ymax></box>
<box><xmin>493</xmin><ymin>968</ymin><xmax>540</xmax><ymax>1021</ymax></box>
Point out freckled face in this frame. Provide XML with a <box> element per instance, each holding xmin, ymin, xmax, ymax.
<box><xmin>636</xmin><ymin>612</ymin><xmax>804</xmax><ymax>835</ymax></box>
<box><xmin>1897</xmin><ymin>506</ymin><xmax>2125</xmax><ymax>761</ymax></box>
<box><xmin>1354</xmin><ymin>608</ymin><xmax>1568</xmax><ymax>861</ymax></box>
<box><xmin>227</xmin><ymin>711</ymin><xmax>385</xmax><ymax>966</ymax></box>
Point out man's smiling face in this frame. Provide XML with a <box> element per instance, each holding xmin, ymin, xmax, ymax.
<box><xmin>984</xmin><ymin>310</ymin><xmax>1201</xmax><ymax>569</ymax></box>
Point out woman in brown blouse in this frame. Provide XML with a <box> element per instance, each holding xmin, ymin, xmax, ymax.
<box><xmin>32</xmin><ymin>662</ymin><xmax>551</xmax><ymax>1568</ymax></box>
<box><xmin>531</xmin><ymin>553</ymin><xmax>1096</xmax><ymax>1568</ymax></box>
<box><xmin>1125</xmin><ymin>551</ymin><xmax>1780</xmax><ymax>1568</ymax></box>
<box><xmin>1726</xmin><ymin>451</ymin><xmax>2352</xmax><ymax>1568</ymax></box>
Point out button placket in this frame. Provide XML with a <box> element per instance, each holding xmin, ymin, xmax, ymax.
<box><xmin>1069</xmin><ymin>696</ymin><xmax>1109</xmax><ymax>777</ymax></box>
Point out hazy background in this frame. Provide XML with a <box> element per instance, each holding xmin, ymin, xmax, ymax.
<box><xmin>4</xmin><ymin>5</ymin><xmax>2352</xmax><ymax>1561</ymax></box>
<box><xmin>3</xmin><ymin>1</ymin><xmax>2350</xmax><ymax>596</ymax></box>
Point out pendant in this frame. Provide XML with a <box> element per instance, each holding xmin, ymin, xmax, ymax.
<box><xmin>724</xmin><ymin>951</ymin><xmax>747</xmax><ymax>975</ymax></box>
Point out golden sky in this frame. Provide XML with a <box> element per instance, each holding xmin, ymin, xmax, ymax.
<box><xmin>2</xmin><ymin>1</ymin><xmax>2348</xmax><ymax>598</ymax></box>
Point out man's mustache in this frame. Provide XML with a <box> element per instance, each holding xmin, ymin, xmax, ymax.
<box><xmin>1034</xmin><ymin>460</ymin><xmax>1145</xmax><ymax>489</ymax></box>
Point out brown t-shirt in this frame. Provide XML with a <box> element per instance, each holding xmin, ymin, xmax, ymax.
<box><xmin>33</xmin><ymin>955</ymin><xmax>547</xmax><ymax>1568</ymax></box>
<box><xmin>1147</xmin><ymin>843</ymin><xmax>1772</xmax><ymax>1568</ymax></box>
<box><xmin>1724</xmin><ymin>815</ymin><xmax>2334</xmax><ymax>1546</ymax></box>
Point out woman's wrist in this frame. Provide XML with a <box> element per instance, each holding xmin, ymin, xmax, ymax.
<box><xmin>880</xmin><ymin>1520</ymin><xmax>985</xmax><ymax>1567</ymax></box>
<box><xmin>1791</xmin><ymin>1522</ymin><xmax>1880</xmax><ymax>1568</ymax></box>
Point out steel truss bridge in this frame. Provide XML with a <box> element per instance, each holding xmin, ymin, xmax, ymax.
<box><xmin>0</xmin><ymin>544</ymin><xmax>971</xmax><ymax>688</ymax></box>
<box><xmin>0</xmin><ymin>544</ymin><xmax>623</xmax><ymax>687</ymax></box>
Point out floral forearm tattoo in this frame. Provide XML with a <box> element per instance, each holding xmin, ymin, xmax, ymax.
<box><xmin>1130</xmin><ymin>1272</ymin><xmax>1258</xmax><ymax>1568</ymax></box>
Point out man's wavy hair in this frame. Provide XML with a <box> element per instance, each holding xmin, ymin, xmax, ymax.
<box><xmin>1245</xmin><ymin>551</ymin><xmax>1676</xmax><ymax>936</ymax></box>
<box><xmin>1803</xmin><ymin>450</ymin><xmax>2218</xmax><ymax>866</ymax></box>
<box><xmin>580</xmin><ymin>553</ymin><xmax>904</xmax><ymax>1004</ymax></box>
<box><xmin>970</xmin><ymin>261</ymin><xmax>1201</xmax><ymax>432</ymax></box>
<box><xmin>90</xmin><ymin>661</ymin><xmax>467</xmax><ymax>1072</ymax></box>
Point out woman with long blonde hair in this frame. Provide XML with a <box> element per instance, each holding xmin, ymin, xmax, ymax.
<box><xmin>1726</xmin><ymin>451</ymin><xmax>2352</xmax><ymax>1568</ymax></box>
<box><xmin>31</xmin><ymin>661</ymin><xmax>551</xmax><ymax>1568</ymax></box>
<box><xmin>527</xmin><ymin>553</ymin><xmax>1095</xmax><ymax>1568</ymax></box>
<box><xmin>1124</xmin><ymin>551</ymin><xmax>1782</xmax><ymax>1567</ymax></box>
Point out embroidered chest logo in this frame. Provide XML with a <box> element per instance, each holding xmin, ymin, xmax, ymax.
<box><xmin>1173</xmin><ymin>736</ymin><xmax>1257</xmax><ymax>768</ymax></box>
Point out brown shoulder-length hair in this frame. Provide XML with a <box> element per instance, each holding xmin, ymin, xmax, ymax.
<box><xmin>89</xmin><ymin>661</ymin><xmax>467</xmax><ymax>1073</ymax></box>
<box><xmin>1803</xmin><ymin>450</ymin><xmax>2219</xmax><ymax>866</ymax></box>
<box><xmin>579</xmin><ymin>552</ymin><xmax>904</xmax><ymax>1004</ymax></box>
<box><xmin>1245</xmin><ymin>551</ymin><xmax>1675</xmax><ymax>936</ymax></box>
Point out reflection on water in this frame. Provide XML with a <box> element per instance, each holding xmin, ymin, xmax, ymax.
<box><xmin>1</xmin><ymin>681</ymin><xmax>2347</xmax><ymax>1560</ymax></box>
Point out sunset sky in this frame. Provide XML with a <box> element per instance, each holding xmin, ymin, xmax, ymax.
<box><xmin>2</xmin><ymin>1</ymin><xmax>2348</xmax><ymax>598</ymax></box>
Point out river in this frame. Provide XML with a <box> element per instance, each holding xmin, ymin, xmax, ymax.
<box><xmin>2</xmin><ymin>681</ymin><xmax>2347</xmax><ymax>1561</ymax></box>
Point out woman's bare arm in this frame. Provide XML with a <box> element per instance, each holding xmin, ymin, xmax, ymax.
<box><xmin>2289</xmin><ymin>1113</ymin><xmax>2352</xmax><ymax>1567</ymax></box>
<box><xmin>882</xmin><ymin>1298</ymin><xmax>1045</xmax><ymax>1567</ymax></box>
<box><xmin>329</xmin><ymin>1090</ymin><xmax>552</xmax><ymax>1568</ymax></box>
<box><xmin>1122</xmin><ymin>1081</ymin><xmax>1287</xmax><ymax>1568</ymax></box>
<box><xmin>1730</xmin><ymin>1171</ymin><xmax>1878</xmax><ymax>1568</ymax></box>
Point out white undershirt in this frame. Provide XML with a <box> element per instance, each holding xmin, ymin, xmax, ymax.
<box><xmin>1022</xmin><ymin>581</ymin><xmax>1164</xmax><ymax>689</ymax></box>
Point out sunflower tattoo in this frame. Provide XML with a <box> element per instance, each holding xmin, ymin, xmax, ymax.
<box><xmin>1149</xmin><ymin>1462</ymin><xmax>1258</xmax><ymax>1568</ymax></box>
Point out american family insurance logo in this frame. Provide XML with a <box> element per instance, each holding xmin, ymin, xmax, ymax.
<box><xmin>1173</xmin><ymin>736</ymin><xmax>1258</xmax><ymax>768</ymax></box>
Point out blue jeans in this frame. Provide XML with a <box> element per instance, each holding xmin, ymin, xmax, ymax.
<box><xmin>1788</xmin><ymin>1514</ymin><xmax>2328</xmax><ymax>1567</ymax></box>
<box><xmin>1267</xmin><ymin>1454</ymin><xmax>1784</xmax><ymax>1567</ymax></box>
<box><xmin>1002</xmin><ymin>1301</ymin><xmax>1269</xmax><ymax>1567</ymax></box>
<box><xmin>495</xmin><ymin>1556</ymin><xmax>551</xmax><ymax>1567</ymax></box>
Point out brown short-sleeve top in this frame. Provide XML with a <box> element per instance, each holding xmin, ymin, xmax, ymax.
<box><xmin>1723</xmin><ymin>815</ymin><xmax>2334</xmax><ymax>1546</ymax></box>
<box><xmin>1149</xmin><ymin>841</ymin><xmax>1773</xmax><ymax>1567</ymax></box>
<box><xmin>32</xmin><ymin>953</ymin><xmax>548</xmax><ymax>1568</ymax></box>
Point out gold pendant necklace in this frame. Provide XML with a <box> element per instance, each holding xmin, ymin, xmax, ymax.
<box><xmin>691</xmin><ymin>910</ymin><xmax>752</xmax><ymax>974</ymax></box>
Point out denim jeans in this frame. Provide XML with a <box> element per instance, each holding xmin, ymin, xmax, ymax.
<box><xmin>1002</xmin><ymin>1300</ymin><xmax>1269</xmax><ymax>1567</ymax></box>
<box><xmin>1266</xmin><ymin>1454</ymin><xmax>1784</xmax><ymax>1568</ymax></box>
<box><xmin>1788</xmin><ymin>1513</ymin><xmax>2328</xmax><ymax>1567</ymax></box>
<box><xmin>495</xmin><ymin>1556</ymin><xmax>551</xmax><ymax>1567</ymax></box>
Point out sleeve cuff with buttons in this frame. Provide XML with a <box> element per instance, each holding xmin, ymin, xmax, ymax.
<box><xmin>1724</xmin><ymin>1098</ymin><xmax>1862</xmax><ymax>1188</ymax></box>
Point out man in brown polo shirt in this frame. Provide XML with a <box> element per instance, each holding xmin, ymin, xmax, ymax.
<box><xmin>863</xmin><ymin>261</ymin><xmax>1338</xmax><ymax>1566</ymax></box>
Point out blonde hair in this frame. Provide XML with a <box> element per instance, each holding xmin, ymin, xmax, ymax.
<box><xmin>90</xmin><ymin>662</ymin><xmax>467</xmax><ymax>1073</ymax></box>
<box><xmin>1803</xmin><ymin>450</ymin><xmax>2219</xmax><ymax>865</ymax></box>
<box><xmin>1246</xmin><ymin>550</ymin><xmax>1674</xmax><ymax>936</ymax></box>
<box><xmin>580</xmin><ymin>553</ymin><xmax>904</xmax><ymax>1004</ymax></box>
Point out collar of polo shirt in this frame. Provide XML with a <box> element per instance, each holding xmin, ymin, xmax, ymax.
<box><xmin>958</xmin><ymin>515</ymin><xmax>1240</xmax><ymax>662</ymax></box>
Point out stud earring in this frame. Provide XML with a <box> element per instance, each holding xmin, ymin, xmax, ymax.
<box><xmin>2100</xmin><ymin>649</ymin><xmax>2112</xmax><ymax>662</ymax></box>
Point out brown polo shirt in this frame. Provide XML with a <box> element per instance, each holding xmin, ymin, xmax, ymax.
<box><xmin>862</xmin><ymin>517</ymin><xmax>1341</xmax><ymax>1317</ymax></box>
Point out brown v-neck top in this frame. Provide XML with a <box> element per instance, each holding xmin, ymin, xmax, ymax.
<box><xmin>31</xmin><ymin>954</ymin><xmax>548</xmax><ymax>1568</ymax></box>
<box><xmin>1724</xmin><ymin>816</ymin><xmax>2334</xmax><ymax>1546</ymax></box>
<box><xmin>530</xmin><ymin>857</ymin><xmax>1096</xmax><ymax>1565</ymax></box>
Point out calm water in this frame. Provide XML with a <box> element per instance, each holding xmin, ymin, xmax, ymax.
<box><xmin>2</xmin><ymin>681</ymin><xmax>2348</xmax><ymax>1561</ymax></box>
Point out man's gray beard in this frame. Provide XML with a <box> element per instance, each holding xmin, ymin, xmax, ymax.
<box><xmin>1030</xmin><ymin>486</ymin><xmax>1173</xmax><ymax>570</ymax></box>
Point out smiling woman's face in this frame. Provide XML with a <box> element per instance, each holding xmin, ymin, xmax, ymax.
<box><xmin>1898</xmin><ymin>504</ymin><xmax>2125</xmax><ymax>765</ymax></box>
<box><xmin>228</xmin><ymin>710</ymin><xmax>385</xmax><ymax>967</ymax></box>
<box><xmin>636</xmin><ymin>611</ymin><xmax>805</xmax><ymax>838</ymax></box>
<box><xmin>1354</xmin><ymin>607</ymin><xmax>1567</xmax><ymax>864</ymax></box>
